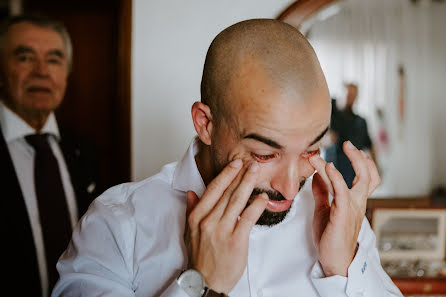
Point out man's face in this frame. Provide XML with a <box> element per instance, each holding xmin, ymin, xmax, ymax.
<box><xmin>208</xmin><ymin>62</ymin><xmax>331</xmax><ymax>226</ymax></box>
<box><xmin>0</xmin><ymin>22</ymin><xmax>69</xmax><ymax>121</ymax></box>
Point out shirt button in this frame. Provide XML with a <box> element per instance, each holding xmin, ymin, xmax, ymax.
<box><xmin>356</xmin><ymin>292</ymin><xmax>364</xmax><ymax>297</ymax></box>
<box><xmin>257</xmin><ymin>289</ymin><xmax>263</xmax><ymax>297</ymax></box>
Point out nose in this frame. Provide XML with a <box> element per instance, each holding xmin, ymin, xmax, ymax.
<box><xmin>33</xmin><ymin>59</ymin><xmax>49</xmax><ymax>77</ymax></box>
<box><xmin>270</xmin><ymin>161</ymin><xmax>300</xmax><ymax>200</ymax></box>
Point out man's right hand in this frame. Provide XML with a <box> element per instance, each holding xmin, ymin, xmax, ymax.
<box><xmin>184</xmin><ymin>159</ymin><xmax>268</xmax><ymax>294</ymax></box>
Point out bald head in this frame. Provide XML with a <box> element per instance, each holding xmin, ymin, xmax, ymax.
<box><xmin>201</xmin><ymin>19</ymin><xmax>328</xmax><ymax>123</ymax></box>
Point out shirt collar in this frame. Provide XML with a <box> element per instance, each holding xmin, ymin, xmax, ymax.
<box><xmin>172</xmin><ymin>136</ymin><xmax>206</xmax><ymax>198</ymax></box>
<box><xmin>0</xmin><ymin>100</ymin><xmax>60</xmax><ymax>143</ymax></box>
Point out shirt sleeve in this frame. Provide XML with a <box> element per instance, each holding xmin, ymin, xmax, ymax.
<box><xmin>310</xmin><ymin>218</ymin><xmax>404</xmax><ymax>297</ymax></box>
<box><xmin>159</xmin><ymin>281</ymin><xmax>190</xmax><ymax>297</ymax></box>
<box><xmin>51</xmin><ymin>196</ymin><xmax>188</xmax><ymax>297</ymax></box>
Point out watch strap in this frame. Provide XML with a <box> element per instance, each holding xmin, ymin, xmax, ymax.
<box><xmin>202</xmin><ymin>287</ymin><xmax>227</xmax><ymax>297</ymax></box>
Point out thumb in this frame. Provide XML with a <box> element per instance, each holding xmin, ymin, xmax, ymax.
<box><xmin>311</xmin><ymin>173</ymin><xmax>330</xmax><ymax>250</ymax></box>
<box><xmin>312</xmin><ymin>173</ymin><xmax>330</xmax><ymax>211</ymax></box>
<box><xmin>185</xmin><ymin>191</ymin><xmax>200</xmax><ymax>267</ymax></box>
<box><xmin>186</xmin><ymin>190</ymin><xmax>200</xmax><ymax>218</ymax></box>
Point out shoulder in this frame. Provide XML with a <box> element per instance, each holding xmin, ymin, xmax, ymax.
<box><xmin>90</xmin><ymin>161</ymin><xmax>182</xmax><ymax>218</ymax></box>
<box><xmin>75</xmin><ymin>160</ymin><xmax>185</xmax><ymax>257</ymax></box>
<box><xmin>354</xmin><ymin>114</ymin><xmax>367</xmax><ymax>125</ymax></box>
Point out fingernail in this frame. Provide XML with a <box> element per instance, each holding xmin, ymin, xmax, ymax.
<box><xmin>346</xmin><ymin>140</ymin><xmax>355</xmax><ymax>150</ymax></box>
<box><xmin>230</xmin><ymin>159</ymin><xmax>242</xmax><ymax>168</ymax></box>
<box><xmin>249</xmin><ymin>162</ymin><xmax>259</xmax><ymax>172</ymax></box>
<box><xmin>329</xmin><ymin>162</ymin><xmax>335</xmax><ymax>169</ymax></box>
<box><xmin>360</xmin><ymin>150</ymin><xmax>368</xmax><ymax>158</ymax></box>
<box><xmin>309</xmin><ymin>155</ymin><xmax>319</xmax><ymax>162</ymax></box>
<box><xmin>260</xmin><ymin>193</ymin><xmax>269</xmax><ymax>200</ymax></box>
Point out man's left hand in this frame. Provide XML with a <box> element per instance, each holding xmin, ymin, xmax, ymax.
<box><xmin>309</xmin><ymin>140</ymin><xmax>381</xmax><ymax>277</ymax></box>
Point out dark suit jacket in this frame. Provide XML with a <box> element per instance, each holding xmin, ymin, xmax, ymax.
<box><xmin>0</xmin><ymin>126</ymin><xmax>101</xmax><ymax>297</ymax></box>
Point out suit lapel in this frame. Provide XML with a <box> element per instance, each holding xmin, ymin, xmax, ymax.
<box><xmin>58</xmin><ymin>129</ymin><xmax>94</xmax><ymax>218</ymax></box>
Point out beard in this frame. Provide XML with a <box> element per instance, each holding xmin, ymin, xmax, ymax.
<box><xmin>209</xmin><ymin>142</ymin><xmax>306</xmax><ymax>226</ymax></box>
<box><xmin>250</xmin><ymin>179</ymin><xmax>306</xmax><ymax>226</ymax></box>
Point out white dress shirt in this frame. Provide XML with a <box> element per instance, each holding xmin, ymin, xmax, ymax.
<box><xmin>0</xmin><ymin>101</ymin><xmax>78</xmax><ymax>297</ymax></box>
<box><xmin>53</xmin><ymin>138</ymin><xmax>403</xmax><ymax>297</ymax></box>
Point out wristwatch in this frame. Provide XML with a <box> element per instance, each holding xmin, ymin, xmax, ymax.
<box><xmin>177</xmin><ymin>269</ymin><xmax>227</xmax><ymax>297</ymax></box>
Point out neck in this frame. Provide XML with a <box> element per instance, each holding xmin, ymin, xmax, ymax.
<box><xmin>25</xmin><ymin>114</ymin><xmax>49</xmax><ymax>132</ymax></box>
<box><xmin>194</xmin><ymin>141</ymin><xmax>214</xmax><ymax>186</ymax></box>
<box><xmin>2</xmin><ymin>100</ymin><xmax>49</xmax><ymax>132</ymax></box>
<box><xmin>344</xmin><ymin>105</ymin><xmax>353</xmax><ymax>114</ymax></box>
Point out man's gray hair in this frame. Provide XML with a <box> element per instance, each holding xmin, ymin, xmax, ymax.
<box><xmin>0</xmin><ymin>14</ymin><xmax>73</xmax><ymax>69</ymax></box>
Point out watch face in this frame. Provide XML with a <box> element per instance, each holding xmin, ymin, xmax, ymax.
<box><xmin>178</xmin><ymin>269</ymin><xmax>205</xmax><ymax>297</ymax></box>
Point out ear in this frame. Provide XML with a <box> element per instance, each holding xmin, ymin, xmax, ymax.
<box><xmin>191</xmin><ymin>101</ymin><xmax>213</xmax><ymax>145</ymax></box>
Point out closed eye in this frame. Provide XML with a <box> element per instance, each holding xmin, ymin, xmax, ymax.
<box><xmin>48</xmin><ymin>58</ymin><xmax>62</xmax><ymax>64</ymax></box>
<box><xmin>301</xmin><ymin>148</ymin><xmax>320</xmax><ymax>159</ymax></box>
<box><xmin>251</xmin><ymin>153</ymin><xmax>277</xmax><ymax>163</ymax></box>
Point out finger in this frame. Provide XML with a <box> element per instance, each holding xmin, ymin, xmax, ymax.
<box><xmin>312</xmin><ymin>173</ymin><xmax>331</xmax><ymax>250</ymax></box>
<box><xmin>221</xmin><ymin>162</ymin><xmax>260</xmax><ymax>226</ymax></box>
<box><xmin>234</xmin><ymin>193</ymin><xmax>268</xmax><ymax>239</ymax></box>
<box><xmin>186</xmin><ymin>190</ymin><xmax>200</xmax><ymax>218</ymax></box>
<box><xmin>186</xmin><ymin>191</ymin><xmax>200</xmax><ymax>238</ymax></box>
<box><xmin>360</xmin><ymin>151</ymin><xmax>381</xmax><ymax>196</ymax></box>
<box><xmin>326</xmin><ymin>162</ymin><xmax>350</xmax><ymax>207</ymax></box>
<box><xmin>309</xmin><ymin>155</ymin><xmax>334</xmax><ymax>196</ymax></box>
<box><xmin>188</xmin><ymin>159</ymin><xmax>243</xmax><ymax>227</ymax></box>
<box><xmin>205</xmin><ymin>163</ymin><xmax>251</xmax><ymax>223</ymax></box>
<box><xmin>343</xmin><ymin>141</ymin><xmax>370</xmax><ymax>195</ymax></box>
<box><xmin>312</xmin><ymin>172</ymin><xmax>330</xmax><ymax>211</ymax></box>
<box><xmin>185</xmin><ymin>191</ymin><xmax>199</xmax><ymax>266</ymax></box>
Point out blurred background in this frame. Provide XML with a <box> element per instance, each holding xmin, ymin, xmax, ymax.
<box><xmin>5</xmin><ymin>0</ymin><xmax>445</xmax><ymax>295</ymax></box>
<box><xmin>6</xmin><ymin>0</ymin><xmax>444</xmax><ymax>198</ymax></box>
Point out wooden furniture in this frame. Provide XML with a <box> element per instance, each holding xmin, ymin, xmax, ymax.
<box><xmin>393</xmin><ymin>277</ymin><xmax>446</xmax><ymax>295</ymax></box>
<box><xmin>366</xmin><ymin>197</ymin><xmax>446</xmax><ymax>296</ymax></box>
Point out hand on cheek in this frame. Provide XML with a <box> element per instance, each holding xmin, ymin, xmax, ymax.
<box><xmin>309</xmin><ymin>141</ymin><xmax>381</xmax><ymax>277</ymax></box>
<box><xmin>309</xmin><ymin>155</ymin><xmax>334</xmax><ymax>196</ymax></box>
<box><xmin>184</xmin><ymin>159</ymin><xmax>268</xmax><ymax>294</ymax></box>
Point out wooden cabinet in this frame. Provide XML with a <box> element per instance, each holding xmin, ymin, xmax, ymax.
<box><xmin>394</xmin><ymin>277</ymin><xmax>446</xmax><ymax>296</ymax></box>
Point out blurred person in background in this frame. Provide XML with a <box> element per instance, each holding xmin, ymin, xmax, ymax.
<box><xmin>325</xmin><ymin>83</ymin><xmax>376</xmax><ymax>188</ymax></box>
<box><xmin>0</xmin><ymin>14</ymin><xmax>101</xmax><ymax>297</ymax></box>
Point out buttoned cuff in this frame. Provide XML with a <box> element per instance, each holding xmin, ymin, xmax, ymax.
<box><xmin>311</xmin><ymin>244</ymin><xmax>369</xmax><ymax>297</ymax></box>
<box><xmin>311</xmin><ymin>261</ymin><xmax>347</xmax><ymax>297</ymax></box>
<box><xmin>159</xmin><ymin>280</ymin><xmax>190</xmax><ymax>297</ymax></box>
<box><xmin>345</xmin><ymin>243</ymin><xmax>368</xmax><ymax>297</ymax></box>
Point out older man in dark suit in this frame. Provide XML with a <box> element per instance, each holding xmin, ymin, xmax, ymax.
<box><xmin>0</xmin><ymin>15</ymin><xmax>101</xmax><ymax>297</ymax></box>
